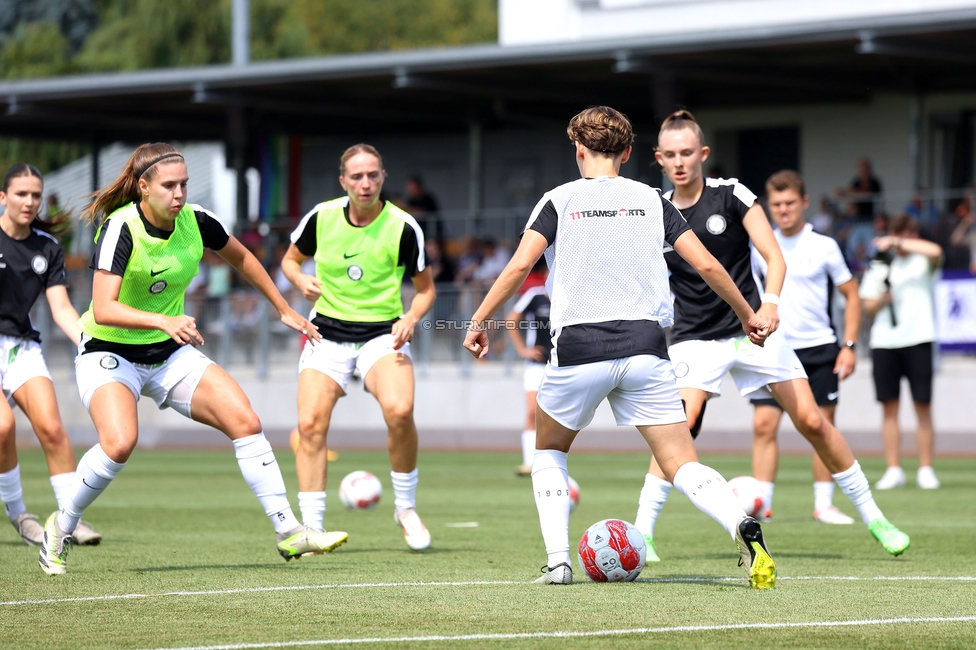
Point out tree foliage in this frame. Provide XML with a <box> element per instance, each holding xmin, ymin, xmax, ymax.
<box><xmin>0</xmin><ymin>0</ymin><xmax>496</xmax><ymax>174</ymax></box>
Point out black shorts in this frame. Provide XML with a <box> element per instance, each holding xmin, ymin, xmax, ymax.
<box><xmin>750</xmin><ymin>343</ymin><xmax>840</xmax><ymax>410</ymax></box>
<box><xmin>871</xmin><ymin>342</ymin><xmax>933</xmax><ymax>404</ymax></box>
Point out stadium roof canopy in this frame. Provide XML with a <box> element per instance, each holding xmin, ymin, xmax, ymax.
<box><xmin>2</xmin><ymin>7</ymin><xmax>976</xmax><ymax>144</ymax></box>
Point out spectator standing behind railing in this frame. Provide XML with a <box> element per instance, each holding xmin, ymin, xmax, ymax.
<box><xmin>405</xmin><ymin>175</ymin><xmax>445</xmax><ymax>245</ymax></box>
<box><xmin>860</xmin><ymin>214</ymin><xmax>943</xmax><ymax>491</ymax></box>
<box><xmin>836</xmin><ymin>157</ymin><xmax>883</xmax><ymax>221</ymax></box>
<box><xmin>948</xmin><ymin>190</ymin><xmax>976</xmax><ymax>273</ymax></box>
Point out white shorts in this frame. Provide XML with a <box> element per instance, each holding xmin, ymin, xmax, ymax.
<box><xmin>668</xmin><ymin>330</ymin><xmax>807</xmax><ymax>398</ymax></box>
<box><xmin>75</xmin><ymin>345</ymin><xmax>215</xmax><ymax>417</ymax></box>
<box><xmin>1</xmin><ymin>336</ymin><xmax>52</xmax><ymax>402</ymax></box>
<box><xmin>298</xmin><ymin>334</ymin><xmax>410</xmax><ymax>393</ymax></box>
<box><xmin>537</xmin><ymin>355</ymin><xmax>687</xmax><ymax>431</ymax></box>
<box><xmin>523</xmin><ymin>361</ymin><xmax>545</xmax><ymax>393</ymax></box>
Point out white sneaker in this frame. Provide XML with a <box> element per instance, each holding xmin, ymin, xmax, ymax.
<box><xmin>875</xmin><ymin>466</ymin><xmax>906</xmax><ymax>490</ymax></box>
<box><xmin>813</xmin><ymin>505</ymin><xmax>855</xmax><ymax>525</ymax></box>
<box><xmin>917</xmin><ymin>466</ymin><xmax>940</xmax><ymax>489</ymax></box>
<box><xmin>394</xmin><ymin>508</ymin><xmax>431</xmax><ymax>551</ymax></box>
<box><xmin>533</xmin><ymin>562</ymin><xmax>572</xmax><ymax>584</ymax></box>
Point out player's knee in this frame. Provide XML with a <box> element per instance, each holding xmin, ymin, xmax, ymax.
<box><xmin>754</xmin><ymin>418</ymin><xmax>777</xmax><ymax>441</ymax></box>
<box><xmin>230</xmin><ymin>409</ymin><xmax>263</xmax><ymax>438</ymax></box>
<box><xmin>383</xmin><ymin>401</ymin><xmax>414</xmax><ymax>428</ymax></box>
<box><xmin>103</xmin><ymin>437</ymin><xmax>137</xmax><ymax>462</ymax></box>
<box><xmin>796</xmin><ymin>407</ymin><xmax>824</xmax><ymax>437</ymax></box>
<box><xmin>297</xmin><ymin>415</ymin><xmax>328</xmax><ymax>446</ymax></box>
<box><xmin>32</xmin><ymin>418</ymin><xmax>68</xmax><ymax>448</ymax></box>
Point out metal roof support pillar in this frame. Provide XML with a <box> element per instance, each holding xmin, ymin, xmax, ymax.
<box><xmin>232</xmin><ymin>0</ymin><xmax>249</xmax><ymax>66</ymax></box>
<box><xmin>227</xmin><ymin>106</ymin><xmax>249</xmax><ymax>236</ymax></box>
<box><xmin>468</xmin><ymin>119</ymin><xmax>482</xmax><ymax>235</ymax></box>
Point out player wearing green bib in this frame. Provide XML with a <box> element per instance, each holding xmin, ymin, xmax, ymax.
<box><xmin>283</xmin><ymin>144</ymin><xmax>436</xmax><ymax>551</ymax></box>
<box><xmin>38</xmin><ymin>143</ymin><xmax>347</xmax><ymax>576</ymax></box>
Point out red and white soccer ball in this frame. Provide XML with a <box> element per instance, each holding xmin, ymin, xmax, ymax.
<box><xmin>728</xmin><ymin>475</ymin><xmax>765</xmax><ymax>519</ymax></box>
<box><xmin>577</xmin><ymin>519</ymin><xmax>646</xmax><ymax>582</ymax></box>
<box><xmin>568</xmin><ymin>476</ymin><xmax>580</xmax><ymax>513</ymax></box>
<box><xmin>338</xmin><ymin>471</ymin><xmax>382</xmax><ymax>510</ymax></box>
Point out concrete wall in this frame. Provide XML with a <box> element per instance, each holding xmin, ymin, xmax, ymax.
<box><xmin>16</xmin><ymin>357</ymin><xmax>976</xmax><ymax>454</ymax></box>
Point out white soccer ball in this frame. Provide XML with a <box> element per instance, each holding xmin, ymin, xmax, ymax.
<box><xmin>568</xmin><ymin>476</ymin><xmax>580</xmax><ymax>513</ymax></box>
<box><xmin>338</xmin><ymin>471</ymin><xmax>382</xmax><ymax>510</ymax></box>
<box><xmin>728</xmin><ymin>475</ymin><xmax>765</xmax><ymax>519</ymax></box>
<box><xmin>577</xmin><ymin>519</ymin><xmax>646</xmax><ymax>582</ymax></box>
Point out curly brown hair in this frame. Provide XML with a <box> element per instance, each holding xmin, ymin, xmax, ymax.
<box><xmin>566</xmin><ymin>106</ymin><xmax>634</xmax><ymax>156</ymax></box>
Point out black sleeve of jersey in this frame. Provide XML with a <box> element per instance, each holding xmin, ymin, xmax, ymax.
<box><xmin>89</xmin><ymin>223</ymin><xmax>133</xmax><ymax>276</ymax></box>
<box><xmin>661</xmin><ymin>197</ymin><xmax>692</xmax><ymax>246</ymax></box>
<box><xmin>195</xmin><ymin>211</ymin><xmax>230</xmax><ymax>250</ymax></box>
<box><xmin>397</xmin><ymin>224</ymin><xmax>422</xmax><ymax>278</ymax></box>
<box><xmin>45</xmin><ymin>242</ymin><xmax>67</xmax><ymax>288</ymax></box>
<box><xmin>527</xmin><ymin>200</ymin><xmax>558</xmax><ymax>245</ymax></box>
<box><xmin>725</xmin><ymin>184</ymin><xmax>754</xmax><ymax>222</ymax></box>
<box><xmin>294</xmin><ymin>213</ymin><xmax>318</xmax><ymax>257</ymax></box>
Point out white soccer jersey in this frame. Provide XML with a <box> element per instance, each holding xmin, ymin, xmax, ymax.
<box><xmin>523</xmin><ymin>176</ymin><xmax>690</xmax><ymax>367</ymax></box>
<box><xmin>751</xmin><ymin>223</ymin><xmax>852</xmax><ymax>350</ymax></box>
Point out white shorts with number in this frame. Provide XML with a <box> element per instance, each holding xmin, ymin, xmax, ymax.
<box><xmin>1</xmin><ymin>335</ymin><xmax>52</xmax><ymax>402</ymax></box>
<box><xmin>537</xmin><ymin>355</ymin><xmax>687</xmax><ymax>431</ymax></box>
<box><xmin>75</xmin><ymin>345</ymin><xmax>215</xmax><ymax>417</ymax></box>
<box><xmin>523</xmin><ymin>361</ymin><xmax>545</xmax><ymax>393</ymax></box>
<box><xmin>668</xmin><ymin>330</ymin><xmax>807</xmax><ymax>398</ymax></box>
<box><xmin>298</xmin><ymin>334</ymin><xmax>410</xmax><ymax>393</ymax></box>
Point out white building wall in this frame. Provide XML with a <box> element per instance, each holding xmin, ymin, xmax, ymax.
<box><xmin>500</xmin><ymin>0</ymin><xmax>976</xmax><ymax>46</ymax></box>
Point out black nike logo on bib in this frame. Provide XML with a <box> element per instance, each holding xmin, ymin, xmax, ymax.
<box><xmin>150</xmin><ymin>267</ymin><xmax>169</xmax><ymax>277</ymax></box>
<box><xmin>343</xmin><ymin>252</ymin><xmax>361</xmax><ymax>259</ymax></box>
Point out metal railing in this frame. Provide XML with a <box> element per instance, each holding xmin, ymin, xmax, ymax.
<box><xmin>32</xmin><ymin>277</ymin><xmax>520</xmax><ymax>377</ymax></box>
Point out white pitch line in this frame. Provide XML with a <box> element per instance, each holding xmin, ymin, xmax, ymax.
<box><xmin>146</xmin><ymin>616</ymin><xmax>976</xmax><ymax>650</ymax></box>
<box><xmin>3</xmin><ymin>576</ymin><xmax>975</xmax><ymax>608</ymax></box>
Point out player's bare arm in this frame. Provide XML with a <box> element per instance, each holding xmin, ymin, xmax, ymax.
<box><xmin>835</xmin><ymin>278</ymin><xmax>861</xmax><ymax>379</ymax></box>
<box><xmin>672</xmin><ymin>230</ymin><xmax>769</xmax><ymax>346</ymax></box>
<box><xmin>46</xmin><ymin>284</ymin><xmax>82</xmax><ymax>346</ymax></box>
<box><xmin>464</xmin><ymin>230</ymin><xmax>548</xmax><ymax>358</ymax></box>
<box><xmin>742</xmin><ymin>203</ymin><xmax>785</xmax><ymax>334</ymax></box>
<box><xmin>392</xmin><ymin>266</ymin><xmax>436</xmax><ymax>349</ymax></box>
<box><xmin>218</xmin><ymin>236</ymin><xmax>320</xmax><ymax>341</ymax></box>
<box><xmin>281</xmin><ymin>242</ymin><xmax>323</xmax><ymax>301</ymax></box>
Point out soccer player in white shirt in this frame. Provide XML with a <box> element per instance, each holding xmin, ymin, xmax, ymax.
<box><xmin>635</xmin><ymin>110</ymin><xmax>910</xmax><ymax>561</ymax></box>
<box><xmin>464</xmin><ymin>106</ymin><xmax>777</xmax><ymax>589</ymax></box>
<box><xmin>748</xmin><ymin>171</ymin><xmax>862</xmax><ymax>525</ymax></box>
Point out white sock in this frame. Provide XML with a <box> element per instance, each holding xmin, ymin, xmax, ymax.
<box><xmin>0</xmin><ymin>465</ymin><xmax>27</xmax><ymax>519</ymax></box>
<box><xmin>298</xmin><ymin>491</ymin><xmax>326</xmax><ymax>532</ymax></box>
<box><xmin>635</xmin><ymin>473</ymin><xmax>672</xmax><ymax>538</ymax></box>
<box><xmin>672</xmin><ymin>462</ymin><xmax>745</xmax><ymax>540</ymax></box>
<box><xmin>813</xmin><ymin>481</ymin><xmax>835</xmax><ymax>512</ymax></box>
<box><xmin>521</xmin><ymin>429</ymin><xmax>535</xmax><ymax>466</ymax></box>
<box><xmin>832</xmin><ymin>461</ymin><xmax>883</xmax><ymax>525</ymax></box>
<box><xmin>233</xmin><ymin>433</ymin><xmax>299</xmax><ymax>534</ymax></box>
<box><xmin>758</xmin><ymin>481</ymin><xmax>774</xmax><ymax>513</ymax></box>
<box><xmin>50</xmin><ymin>472</ymin><xmax>76</xmax><ymax>512</ymax></box>
<box><xmin>391</xmin><ymin>468</ymin><xmax>418</xmax><ymax>511</ymax></box>
<box><xmin>531</xmin><ymin>449</ymin><xmax>571</xmax><ymax>568</ymax></box>
<box><xmin>59</xmin><ymin>445</ymin><xmax>125</xmax><ymax>533</ymax></box>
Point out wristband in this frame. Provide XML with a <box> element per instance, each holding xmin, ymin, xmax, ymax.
<box><xmin>761</xmin><ymin>293</ymin><xmax>779</xmax><ymax>306</ymax></box>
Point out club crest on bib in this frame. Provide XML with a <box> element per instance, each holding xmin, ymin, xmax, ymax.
<box><xmin>705</xmin><ymin>214</ymin><xmax>727</xmax><ymax>235</ymax></box>
<box><xmin>347</xmin><ymin>265</ymin><xmax>363</xmax><ymax>281</ymax></box>
<box><xmin>149</xmin><ymin>279</ymin><xmax>168</xmax><ymax>294</ymax></box>
<box><xmin>31</xmin><ymin>255</ymin><xmax>48</xmax><ymax>274</ymax></box>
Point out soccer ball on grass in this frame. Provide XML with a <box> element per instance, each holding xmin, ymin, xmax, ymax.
<box><xmin>728</xmin><ymin>475</ymin><xmax>765</xmax><ymax>519</ymax></box>
<box><xmin>577</xmin><ymin>519</ymin><xmax>646</xmax><ymax>582</ymax></box>
<box><xmin>338</xmin><ymin>471</ymin><xmax>382</xmax><ymax>510</ymax></box>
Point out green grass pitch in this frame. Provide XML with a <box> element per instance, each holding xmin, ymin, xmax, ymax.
<box><xmin>2</xmin><ymin>448</ymin><xmax>974</xmax><ymax>649</ymax></box>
